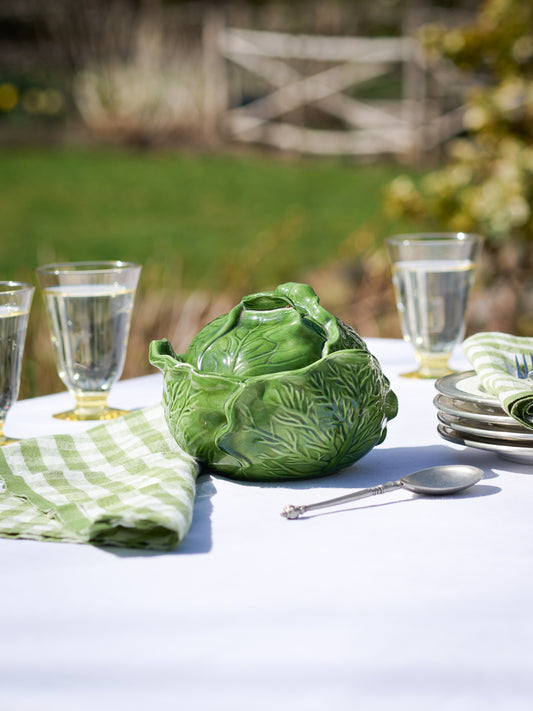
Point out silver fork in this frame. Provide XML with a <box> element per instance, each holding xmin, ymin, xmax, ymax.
<box><xmin>515</xmin><ymin>353</ymin><xmax>533</xmax><ymax>382</ymax></box>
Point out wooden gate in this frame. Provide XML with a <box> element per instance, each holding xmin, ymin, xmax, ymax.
<box><xmin>203</xmin><ymin>19</ymin><xmax>466</xmax><ymax>161</ymax></box>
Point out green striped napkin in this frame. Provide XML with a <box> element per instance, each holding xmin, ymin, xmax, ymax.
<box><xmin>463</xmin><ymin>331</ymin><xmax>533</xmax><ymax>429</ymax></box>
<box><xmin>0</xmin><ymin>404</ymin><xmax>198</xmax><ymax>550</ymax></box>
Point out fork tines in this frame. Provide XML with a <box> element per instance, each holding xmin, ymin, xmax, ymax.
<box><xmin>515</xmin><ymin>353</ymin><xmax>533</xmax><ymax>379</ymax></box>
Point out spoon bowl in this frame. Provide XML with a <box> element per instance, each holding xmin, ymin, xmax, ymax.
<box><xmin>400</xmin><ymin>464</ymin><xmax>484</xmax><ymax>495</ymax></box>
<box><xmin>281</xmin><ymin>464</ymin><xmax>484</xmax><ymax>519</ymax></box>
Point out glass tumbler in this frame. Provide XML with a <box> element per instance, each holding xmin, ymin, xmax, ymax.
<box><xmin>36</xmin><ymin>261</ymin><xmax>141</xmax><ymax>420</ymax></box>
<box><xmin>386</xmin><ymin>233</ymin><xmax>483</xmax><ymax>378</ymax></box>
<box><xmin>0</xmin><ymin>281</ymin><xmax>34</xmax><ymax>444</ymax></box>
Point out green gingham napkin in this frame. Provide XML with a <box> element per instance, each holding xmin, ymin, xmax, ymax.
<box><xmin>463</xmin><ymin>331</ymin><xmax>533</xmax><ymax>429</ymax></box>
<box><xmin>0</xmin><ymin>404</ymin><xmax>198</xmax><ymax>550</ymax></box>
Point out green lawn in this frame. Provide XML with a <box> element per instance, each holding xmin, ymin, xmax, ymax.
<box><xmin>0</xmin><ymin>146</ymin><xmax>421</xmax><ymax>397</ymax></box>
<box><xmin>0</xmin><ymin>147</ymin><xmax>417</xmax><ymax>294</ymax></box>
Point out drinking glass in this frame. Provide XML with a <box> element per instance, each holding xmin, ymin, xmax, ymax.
<box><xmin>0</xmin><ymin>281</ymin><xmax>34</xmax><ymax>445</ymax></box>
<box><xmin>36</xmin><ymin>261</ymin><xmax>141</xmax><ymax>421</ymax></box>
<box><xmin>386</xmin><ymin>233</ymin><xmax>483</xmax><ymax>379</ymax></box>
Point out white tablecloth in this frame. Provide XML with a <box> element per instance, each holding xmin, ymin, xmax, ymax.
<box><xmin>1</xmin><ymin>339</ymin><xmax>532</xmax><ymax>711</ymax></box>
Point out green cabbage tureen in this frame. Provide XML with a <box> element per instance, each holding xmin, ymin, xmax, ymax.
<box><xmin>149</xmin><ymin>282</ymin><xmax>397</xmax><ymax>481</ymax></box>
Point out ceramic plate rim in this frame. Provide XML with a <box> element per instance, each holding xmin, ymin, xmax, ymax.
<box><xmin>435</xmin><ymin>370</ymin><xmax>500</xmax><ymax>407</ymax></box>
<box><xmin>437</xmin><ymin>423</ymin><xmax>533</xmax><ymax>463</ymax></box>
<box><xmin>433</xmin><ymin>394</ymin><xmax>510</xmax><ymax>424</ymax></box>
<box><xmin>437</xmin><ymin>411</ymin><xmax>533</xmax><ymax>442</ymax></box>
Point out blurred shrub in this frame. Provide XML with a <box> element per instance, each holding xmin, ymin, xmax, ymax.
<box><xmin>72</xmin><ymin>18</ymin><xmax>206</xmax><ymax>145</ymax></box>
<box><xmin>385</xmin><ymin>0</ymin><xmax>533</xmax><ymax>245</ymax></box>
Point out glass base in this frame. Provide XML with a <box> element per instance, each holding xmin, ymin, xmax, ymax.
<box><xmin>400</xmin><ymin>367</ymin><xmax>455</xmax><ymax>380</ymax></box>
<box><xmin>53</xmin><ymin>393</ymin><xmax>129</xmax><ymax>421</ymax></box>
<box><xmin>401</xmin><ymin>353</ymin><xmax>454</xmax><ymax>380</ymax></box>
<box><xmin>53</xmin><ymin>407</ymin><xmax>130</xmax><ymax>422</ymax></box>
<box><xmin>0</xmin><ymin>421</ymin><xmax>17</xmax><ymax>446</ymax></box>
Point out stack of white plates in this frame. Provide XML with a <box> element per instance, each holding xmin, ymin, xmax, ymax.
<box><xmin>434</xmin><ymin>370</ymin><xmax>533</xmax><ymax>464</ymax></box>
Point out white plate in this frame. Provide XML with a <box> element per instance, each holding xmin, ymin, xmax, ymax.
<box><xmin>437</xmin><ymin>423</ymin><xmax>533</xmax><ymax>465</ymax></box>
<box><xmin>437</xmin><ymin>411</ymin><xmax>533</xmax><ymax>442</ymax></box>
<box><xmin>433</xmin><ymin>394</ymin><xmax>510</xmax><ymax>424</ymax></box>
<box><xmin>435</xmin><ymin>370</ymin><xmax>500</xmax><ymax>407</ymax></box>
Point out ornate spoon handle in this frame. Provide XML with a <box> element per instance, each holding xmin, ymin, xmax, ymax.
<box><xmin>281</xmin><ymin>480</ymin><xmax>403</xmax><ymax>519</ymax></box>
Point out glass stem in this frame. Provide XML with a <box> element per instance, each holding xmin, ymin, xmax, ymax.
<box><xmin>73</xmin><ymin>392</ymin><xmax>110</xmax><ymax>418</ymax></box>
<box><xmin>416</xmin><ymin>353</ymin><xmax>453</xmax><ymax>378</ymax></box>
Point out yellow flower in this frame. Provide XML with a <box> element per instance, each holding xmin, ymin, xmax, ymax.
<box><xmin>0</xmin><ymin>83</ymin><xmax>18</xmax><ymax>111</ymax></box>
<box><xmin>512</xmin><ymin>35</ymin><xmax>533</xmax><ymax>62</ymax></box>
<box><xmin>463</xmin><ymin>105</ymin><xmax>490</xmax><ymax>130</ymax></box>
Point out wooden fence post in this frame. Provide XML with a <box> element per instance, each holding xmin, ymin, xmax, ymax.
<box><xmin>402</xmin><ymin>0</ymin><xmax>429</xmax><ymax>165</ymax></box>
<box><xmin>202</xmin><ymin>6</ymin><xmax>228</xmax><ymax>143</ymax></box>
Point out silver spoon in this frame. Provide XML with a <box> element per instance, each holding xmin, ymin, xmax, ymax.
<box><xmin>281</xmin><ymin>464</ymin><xmax>484</xmax><ymax>519</ymax></box>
